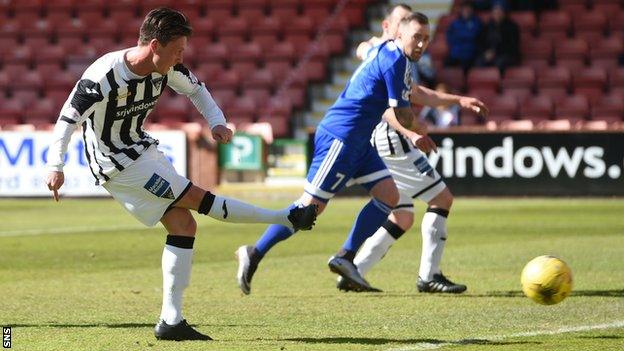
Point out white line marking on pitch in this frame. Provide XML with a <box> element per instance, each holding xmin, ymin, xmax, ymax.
<box><xmin>0</xmin><ymin>225</ymin><xmax>151</xmax><ymax>237</ymax></box>
<box><xmin>385</xmin><ymin>320</ymin><xmax>624</xmax><ymax>351</ymax></box>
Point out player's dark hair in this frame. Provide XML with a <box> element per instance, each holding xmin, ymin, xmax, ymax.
<box><xmin>139</xmin><ymin>8</ymin><xmax>192</xmax><ymax>46</ymax></box>
<box><xmin>386</xmin><ymin>3</ymin><xmax>412</xmax><ymax>19</ymax></box>
<box><xmin>401</xmin><ymin>12</ymin><xmax>430</xmax><ymax>26</ymax></box>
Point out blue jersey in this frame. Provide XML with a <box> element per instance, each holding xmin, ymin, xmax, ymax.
<box><xmin>318</xmin><ymin>40</ymin><xmax>412</xmax><ymax>146</ymax></box>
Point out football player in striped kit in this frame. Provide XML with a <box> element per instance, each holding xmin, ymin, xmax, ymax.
<box><xmin>341</xmin><ymin>4</ymin><xmax>488</xmax><ymax>293</ymax></box>
<box><xmin>45</xmin><ymin>8</ymin><xmax>317</xmax><ymax>341</ymax></box>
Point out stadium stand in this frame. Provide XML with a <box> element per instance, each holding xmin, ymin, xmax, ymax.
<box><xmin>0</xmin><ymin>0</ymin><xmax>374</xmax><ymax>137</ymax></box>
<box><xmin>432</xmin><ymin>0</ymin><xmax>624</xmax><ymax>129</ymax></box>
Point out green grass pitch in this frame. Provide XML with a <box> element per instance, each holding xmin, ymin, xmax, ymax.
<box><xmin>1</xmin><ymin>197</ymin><xmax>623</xmax><ymax>350</ymax></box>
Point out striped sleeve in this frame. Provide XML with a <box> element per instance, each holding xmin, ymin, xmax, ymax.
<box><xmin>47</xmin><ymin>79</ymin><xmax>104</xmax><ymax>172</ymax></box>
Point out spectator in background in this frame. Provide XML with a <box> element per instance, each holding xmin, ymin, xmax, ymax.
<box><xmin>418</xmin><ymin>83</ymin><xmax>460</xmax><ymax>127</ymax></box>
<box><xmin>476</xmin><ymin>2</ymin><xmax>520</xmax><ymax>73</ymax></box>
<box><xmin>445</xmin><ymin>1</ymin><xmax>483</xmax><ymax>71</ymax></box>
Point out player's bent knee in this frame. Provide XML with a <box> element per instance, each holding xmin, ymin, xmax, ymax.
<box><xmin>391</xmin><ymin>210</ymin><xmax>414</xmax><ymax>230</ymax></box>
<box><xmin>430</xmin><ymin>188</ymin><xmax>453</xmax><ymax>210</ymax></box>
<box><xmin>161</xmin><ymin>208</ymin><xmax>197</xmax><ymax>236</ymax></box>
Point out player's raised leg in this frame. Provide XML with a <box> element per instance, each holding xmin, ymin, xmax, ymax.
<box><xmin>235</xmin><ymin>131</ymin><xmax>352</xmax><ymax>294</ymax></box>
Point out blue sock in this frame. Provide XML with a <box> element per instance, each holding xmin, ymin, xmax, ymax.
<box><xmin>254</xmin><ymin>202</ymin><xmax>299</xmax><ymax>255</ymax></box>
<box><xmin>342</xmin><ymin>198</ymin><xmax>392</xmax><ymax>253</ymax></box>
<box><xmin>255</xmin><ymin>224</ymin><xmax>295</xmax><ymax>255</ymax></box>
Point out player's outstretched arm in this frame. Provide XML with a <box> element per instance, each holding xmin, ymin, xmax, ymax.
<box><xmin>410</xmin><ymin>85</ymin><xmax>489</xmax><ymax>117</ymax></box>
<box><xmin>384</xmin><ymin>107</ymin><xmax>437</xmax><ymax>154</ymax></box>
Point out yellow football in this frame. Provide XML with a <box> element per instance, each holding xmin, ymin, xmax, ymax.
<box><xmin>521</xmin><ymin>255</ymin><xmax>573</xmax><ymax>305</ymax></box>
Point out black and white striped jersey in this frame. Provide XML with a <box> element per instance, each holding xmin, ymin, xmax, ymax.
<box><xmin>371</xmin><ymin>121</ymin><xmax>414</xmax><ymax>157</ymax></box>
<box><xmin>47</xmin><ymin>48</ymin><xmax>225</xmax><ymax>185</ymax></box>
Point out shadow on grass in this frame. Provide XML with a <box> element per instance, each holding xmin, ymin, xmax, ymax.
<box><xmin>282</xmin><ymin>337</ymin><xmax>539</xmax><ymax>346</ymax></box>
<box><xmin>9</xmin><ymin>322</ymin><xmax>263</xmax><ymax>328</ymax></box>
<box><xmin>482</xmin><ymin>289</ymin><xmax>624</xmax><ymax>298</ymax></box>
<box><xmin>578</xmin><ymin>335</ymin><xmax>623</xmax><ymax>340</ymax></box>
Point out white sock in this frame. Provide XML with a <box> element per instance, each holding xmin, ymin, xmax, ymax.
<box><xmin>208</xmin><ymin>195</ymin><xmax>292</xmax><ymax>228</ymax></box>
<box><xmin>419</xmin><ymin>212</ymin><xmax>447</xmax><ymax>281</ymax></box>
<box><xmin>160</xmin><ymin>243</ymin><xmax>193</xmax><ymax>325</ymax></box>
<box><xmin>354</xmin><ymin>228</ymin><xmax>396</xmax><ymax>277</ymax></box>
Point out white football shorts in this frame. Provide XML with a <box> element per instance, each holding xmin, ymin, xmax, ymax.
<box><xmin>382</xmin><ymin>149</ymin><xmax>447</xmax><ymax>213</ymax></box>
<box><xmin>103</xmin><ymin>145</ymin><xmax>192</xmax><ymax>226</ymax></box>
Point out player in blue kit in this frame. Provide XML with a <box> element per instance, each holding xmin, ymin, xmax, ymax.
<box><xmin>236</xmin><ymin>12</ymin><xmax>437</xmax><ymax>293</ymax></box>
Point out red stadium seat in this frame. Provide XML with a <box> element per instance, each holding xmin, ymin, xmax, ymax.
<box><xmin>510</xmin><ymin>11</ymin><xmax>537</xmax><ymax>35</ymax></box>
<box><xmin>36</xmin><ymin>62</ymin><xmax>63</xmax><ymax>79</ymax></box>
<box><xmin>590</xmin><ymin>36</ymin><xmax>623</xmax><ymax>62</ymax></box>
<box><xmin>45</xmin><ymin>71</ymin><xmax>76</xmax><ymax>91</ymax></box>
<box><xmin>195</xmin><ymin>42</ymin><xmax>229</xmax><ymax>65</ymax></box>
<box><xmin>537</xmin><ymin>66</ymin><xmax>571</xmax><ymax>92</ymax></box>
<box><xmin>554</xmin><ymin>38</ymin><xmax>588</xmax><ymax>68</ymax></box>
<box><xmin>437</xmin><ymin>67</ymin><xmax>465</xmax><ymax>93</ymax></box>
<box><xmin>209</xmin><ymin>70</ymin><xmax>241</xmax><ymax>90</ymax></box>
<box><xmin>573</xmin><ymin>10</ymin><xmax>608</xmax><ymax>33</ymax></box>
<box><xmin>522</xmin><ymin>37</ymin><xmax>552</xmax><ymax>68</ymax></box>
<box><xmin>195</xmin><ymin>62</ymin><xmax>223</xmax><ymax>81</ymax></box>
<box><xmin>501</xmin><ymin>66</ymin><xmax>535</xmax><ymax>91</ymax></box>
<box><xmin>487</xmin><ymin>94</ymin><xmax>519</xmax><ymax>121</ymax></box>
<box><xmin>427</xmin><ymin>40</ymin><xmax>448</xmax><ymax>63</ymax></box>
<box><xmin>3</xmin><ymin>63</ymin><xmax>30</xmax><ymax>81</ymax></box>
<box><xmin>230</xmin><ymin>42</ymin><xmax>262</xmax><ymax>77</ymax></box>
<box><xmin>0</xmin><ymin>99</ymin><xmax>24</xmax><ymax>125</ymax></box>
<box><xmin>28</xmin><ymin>98</ymin><xmax>57</xmax><ymax>125</ymax></box>
<box><xmin>539</xmin><ymin>11</ymin><xmax>571</xmax><ymax>35</ymax></box>
<box><xmin>519</xmin><ymin>95</ymin><xmax>554</xmax><ymax>120</ymax></box>
<box><xmin>609</xmin><ymin>67</ymin><xmax>624</xmax><ymax>90</ymax></box>
<box><xmin>216</xmin><ymin>16</ymin><xmax>249</xmax><ymax>48</ymax></box>
<box><xmin>237</xmin><ymin>0</ymin><xmax>268</xmax><ymax>24</ymax></box>
<box><xmin>225</xmin><ymin>95</ymin><xmax>257</xmax><ymax>125</ymax></box>
<box><xmin>573</xmin><ymin>67</ymin><xmax>607</xmax><ymax>104</ymax></box>
<box><xmin>536</xmin><ymin>119</ymin><xmax>573</xmax><ymax>130</ymax></box>
<box><xmin>257</xmin><ymin>115</ymin><xmax>290</xmax><ymax>137</ymax></box>
<box><xmin>242</xmin><ymin>88</ymin><xmax>272</xmax><ymax>107</ymax></box>
<box><xmin>249</xmin><ymin>16</ymin><xmax>282</xmax><ymax>51</ymax></box>
<box><xmin>259</xmin><ymin>95</ymin><xmax>293</xmax><ymax>116</ymax></box>
<box><xmin>467</xmin><ymin>67</ymin><xmax>500</xmax><ymax>92</ymax></box>
<box><xmin>210</xmin><ymin>88</ymin><xmax>236</xmax><ymax>111</ymax></box>
<box><xmin>153</xmin><ymin>95</ymin><xmax>191</xmax><ymax>123</ymax></box>
<box><xmin>108</xmin><ymin>8</ymin><xmax>138</xmax><ymax>25</ymax></box>
<box><xmin>33</xmin><ymin>45</ymin><xmax>66</xmax><ymax>65</ymax></box>
<box><xmin>269</xmin><ymin>0</ymin><xmax>300</xmax><ymax>23</ymax></box>
<box><xmin>205</xmin><ymin>1</ymin><xmax>234</xmax><ymax>24</ymax></box>
<box><xmin>555</xmin><ymin>94</ymin><xmax>590</xmax><ymax>119</ymax></box>
<box><xmin>591</xmin><ymin>94</ymin><xmax>624</xmax><ymax>120</ymax></box>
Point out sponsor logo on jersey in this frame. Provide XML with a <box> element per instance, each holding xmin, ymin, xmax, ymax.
<box><xmin>144</xmin><ymin>173</ymin><xmax>175</xmax><ymax>199</ymax></box>
<box><xmin>115</xmin><ymin>97</ymin><xmax>159</xmax><ymax>119</ymax></box>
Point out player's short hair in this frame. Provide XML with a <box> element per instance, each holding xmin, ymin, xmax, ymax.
<box><xmin>400</xmin><ymin>12</ymin><xmax>430</xmax><ymax>26</ymax></box>
<box><xmin>386</xmin><ymin>3</ymin><xmax>412</xmax><ymax>19</ymax></box>
<box><xmin>139</xmin><ymin>8</ymin><xmax>192</xmax><ymax>46</ymax></box>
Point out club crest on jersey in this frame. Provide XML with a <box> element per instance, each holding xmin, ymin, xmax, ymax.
<box><xmin>152</xmin><ymin>76</ymin><xmax>164</xmax><ymax>90</ymax></box>
<box><xmin>144</xmin><ymin>173</ymin><xmax>175</xmax><ymax>199</ymax></box>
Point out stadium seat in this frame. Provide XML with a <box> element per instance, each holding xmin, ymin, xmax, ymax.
<box><xmin>501</xmin><ymin>66</ymin><xmax>535</xmax><ymax>91</ymax></box>
<box><xmin>28</xmin><ymin>98</ymin><xmax>57</xmax><ymax>125</ymax></box>
<box><xmin>225</xmin><ymin>95</ymin><xmax>257</xmax><ymax>125</ymax></box>
<box><xmin>208</xmin><ymin>70</ymin><xmax>241</xmax><ymax>91</ymax></box>
<box><xmin>608</xmin><ymin>67</ymin><xmax>624</xmax><ymax>90</ymax></box>
<box><xmin>3</xmin><ymin>63</ymin><xmax>30</xmax><ymax>81</ymax></box>
<box><xmin>237</xmin><ymin>0</ymin><xmax>268</xmax><ymax>23</ymax></box>
<box><xmin>521</xmin><ymin>37</ymin><xmax>553</xmax><ymax>68</ymax></box>
<box><xmin>427</xmin><ymin>40</ymin><xmax>448</xmax><ymax>64</ymax></box>
<box><xmin>573</xmin><ymin>10</ymin><xmax>608</xmax><ymax>36</ymax></box>
<box><xmin>437</xmin><ymin>67</ymin><xmax>465</xmax><ymax>93</ymax></box>
<box><xmin>559</xmin><ymin>0</ymin><xmax>587</xmax><ymax>17</ymax></box>
<box><xmin>195</xmin><ymin>42</ymin><xmax>229</xmax><ymax>66</ymax></box>
<box><xmin>510</xmin><ymin>11</ymin><xmax>537</xmax><ymax>36</ymax></box>
<box><xmin>536</xmin><ymin>119</ymin><xmax>573</xmax><ymax>130</ymax></box>
<box><xmin>518</xmin><ymin>95</ymin><xmax>554</xmax><ymax>120</ymax></box>
<box><xmin>539</xmin><ymin>11</ymin><xmax>571</xmax><ymax>36</ymax></box>
<box><xmin>502</xmin><ymin>87</ymin><xmax>533</xmax><ymax>102</ymax></box>
<box><xmin>499</xmin><ymin>119</ymin><xmax>534</xmax><ymax>130</ymax></box>
<box><xmin>249</xmin><ymin>16</ymin><xmax>282</xmax><ymax>51</ymax></box>
<box><xmin>153</xmin><ymin>95</ymin><xmax>191</xmax><ymax>124</ymax></box>
<box><xmin>259</xmin><ymin>95</ymin><xmax>293</xmax><ymax>116</ymax></box>
<box><xmin>591</xmin><ymin>94</ymin><xmax>624</xmax><ymax>120</ymax></box>
<box><xmin>578</xmin><ymin>120</ymin><xmax>609</xmax><ymax>130</ymax></box>
<box><xmin>573</xmin><ymin>67</ymin><xmax>607</xmax><ymax>104</ymax></box>
<box><xmin>537</xmin><ymin>66</ymin><xmax>571</xmax><ymax>93</ymax></box>
<box><xmin>108</xmin><ymin>8</ymin><xmax>138</xmax><ymax>25</ymax></box>
<box><xmin>269</xmin><ymin>0</ymin><xmax>300</xmax><ymax>23</ymax></box>
<box><xmin>487</xmin><ymin>94</ymin><xmax>519</xmax><ymax>122</ymax></box>
<box><xmin>554</xmin><ymin>38</ymin><xmax>588</xmax><ymax>69</ymax></box>
<box><xmin>209</xmin><ymin>88</ymin><xmax>237</xmax><ymax>110</ymax></box>
<box><xmin>195</xmin><ymin>63</ymin><xmax>223</xmax><ymax>82</ymax></box>
<box><xmin>216</xmin><ymin>16</ymin><xmax>249</xmax><ymax>49</ymax></box>
<box><xmin>590</xmin><ymin>36</ymin><xmax>623</xmax><ymax>63</ymax></box>
<box><xmin>44</xmin><ymin>70</ymin><xmax>76</xmax><ymax>91</ymax></box>
<box><xmin>230</xmin><ymin>42</ymin><xmax>262</xmax><ymax>77</ymax></box>
<box><xmin>555</xmin><ymin>94</ymin><xmax>590</xmax><ymax>119</ymax></box>
<box><xmin>257</xmin><ymin>115</ymin><xmax>290</xmax><ymax>137</ymax></box>
<box><xmin>34</xmin><ymin>45</ymin><xmax>65</xmax><ymax>65</ymax></box>
<box><xmin>0</xmin><ymin>99</ymin><xmax>24</xmax><ymax>125</ymax></box>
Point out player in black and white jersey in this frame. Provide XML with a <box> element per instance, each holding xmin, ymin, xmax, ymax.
<box><xmin>338</xmin><ymin>4</ymin><xmax>487</xmax><ymax>293</ymax></box>
<box><xmin>45</xmin><ymin>8</ymin><xmax>317</xmax><ymax>341</ymax></box>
